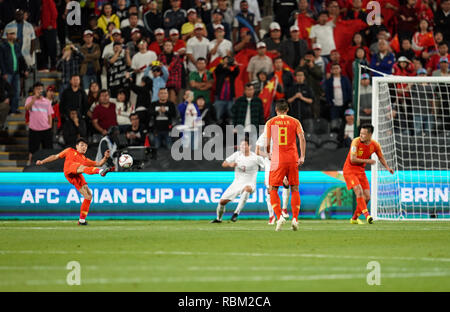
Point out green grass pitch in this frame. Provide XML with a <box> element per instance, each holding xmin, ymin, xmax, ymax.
<box><xmin>0</xmin><ymin>220</ymin><xmax>449</xmax><ymax>291</ymax></box>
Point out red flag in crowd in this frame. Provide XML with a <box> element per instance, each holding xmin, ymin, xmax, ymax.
<box><xmin>207</xmin><ymin>57</ymin><xmax>223</xmax><ymax>73</ymax></box>
<box><xmin>296</xmin><ymin>13</ymin><xmax>316</xmax><ymax>48</ymax></box>
<box><xmin>233</xmin><ymin>48</ymin><xmax>258</xmax><ymax>98</ymax></box>
<box><xmin>333</xmin><ymin>19</ymin><xmax>368</xmax><ymax>61</ymax></box>
<box><xmin>265</xmin><ymin>51</ymin><xmax>294</xmax><ymax>73</ymax></box>
<box><xmin>258</xmin><ymin>76</ymin><xmax>278</xmax><ymax>121</ymax></box>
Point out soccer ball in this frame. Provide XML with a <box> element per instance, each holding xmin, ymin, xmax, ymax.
<box><xmin>119</xmin><ymin>154</ymin><xmax>133</xmax><ymax>168</ymax></box>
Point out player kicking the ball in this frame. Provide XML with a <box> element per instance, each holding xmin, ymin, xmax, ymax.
<box><xmin>343</xmin><ymin>124</ymin><xmax>394</xmax><ymax>224</ymax></box>
<box><xmin>36</xmin><ymin>137</ymin><xmax>114</xmax><ymax>225</ymax></box>
<box><xmin>256</xmin><ymin>127</ymin><xmax>290</xmax><ymax>225</ymax></box>
<box><xmin>266</xmin><ymin>101</ymin><xmax>305</xmax><ymax>231</ymax></box>
<box><xmin>211</xmin><ymin>139</ymin><xmax>265</xmax><ymax>223</ymax></box>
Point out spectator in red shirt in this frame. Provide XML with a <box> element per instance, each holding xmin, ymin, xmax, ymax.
<box><xmin>397</xmin><ymin>0</ymin><xmax>419</xmax><ymax>41</ymax></box>
<box><xmin>159</xmin><ymin>40</ymin><xmax>184</xmax><ymax>105</ymax></box>
<box><xmin>149</xmin><ymin>28</ymin><xmax>166</xmax><ymax>56</ymax></box>
<box><xmin>168</xmin><ymin>28</ymin><xmax>186</xmax><ymax>58</ymax></box>
<box><xmin>92</xmin><ymin>90</ymin><xmax>118</xmax><ymax>136</ymax></box>
<box><xmin>325</xmin><ymin>50</ymin><xmax>347</xmax><ymax>79</ymax></box>
<box><xmin>40</xmin><ymin>0</ymin><xmax>58</xmax><ymax>70</ymax></box>
<box><xmin>426</xmin><ymin>41</ymin><xmax>449</xmax><ymax>74</ymax></box>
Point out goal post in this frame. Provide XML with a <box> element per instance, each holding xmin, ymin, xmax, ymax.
<box><xmin>371</xmin><ymin>75</ymin><xmax>450</xmax><ymax>220</ymax></box>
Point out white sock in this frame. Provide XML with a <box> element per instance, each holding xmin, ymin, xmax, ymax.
<box><xmin>234</xmin><ymin>191</ymin><xmax>250</xmax><ymax>215</ymax></box>
<box><xmin>78</xmin><ymin>218</ymin><xmax>85</xmax><ymax>223</ymax></box>
<box><xmin>266</xmin><ymin>192</ymin><xmax>274</xmax><ymax>217</ymax></box>
<box><xmin>217</xmin><ymin>204</ymin><xmax>225</xmax><ymax>220</ymax></box>
<box><xmin>282</xmin><ymin>187</ymin><xmax>289</xmax><ymax>210</ymax></box>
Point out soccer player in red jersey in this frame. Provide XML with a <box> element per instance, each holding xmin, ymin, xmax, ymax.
<box><xmin>36</xmin><ymin>137</ymin><xmax>114</xmax><ymax>225</ymax></box>
<box><xmin>343</xmin><ymin>124</ymin><xmax>394</xmax><ymax>224</ymax></box>
<box><xmin>266</xmin><ymin>101</ymin><xmax>306</xmax><ymax>231</ymax></box>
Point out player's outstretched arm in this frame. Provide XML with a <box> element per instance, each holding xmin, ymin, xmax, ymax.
<box><xmin>378</xmin><ymin>155</ymin><xmax>395</xmax><ymax>174</ymax></box>
<box><xmin>222</xmin><ymin>161</ymin><xmax>238</xmax><ymax>168</ymax></box>
<box><xmin>36</xmin><ymin>154</ymin><xmax>60</xmax><ymax>165</ymax></box>
<box><xmin>255</xmin><ymin>145</ymin><xmax>269</xmax><ymax>158</ymax></box>
<box><xmin>95</xmin><ymin>149</ymin><xmax>111</xmax><ymax>167</ymax></box>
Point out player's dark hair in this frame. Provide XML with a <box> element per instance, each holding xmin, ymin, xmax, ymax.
<box><xmin>318</xmin><ymin>10</ymin><xmax>329</xmax><ymax>16</ymax></box>
<box><xmin>76</xmin><ymin>137</ymin><xmax>89</xmax><ymax>145</ymax></box>
<box><xmin>196</xmin><ymin>57</ymin><xmax>207</xmax><ymax>63</ymax></box>
<box><xmin>245</xmin><ymin>82</ymin><xmax>254</xmax><ymax>88</ymax></box>
<box><xmin>275</xmin><ymin>100</ymin><xmax>289</xmax><ymax>112</ymax></box>
<box><xmin>99</xmin><ymin>89</ymin><xmax>109</xmax><ymax>95</ymax></box>
<box><xmin>359</xmin><ymin>124</ymin><xmax>374</xmax><ymax>134</ymax></box>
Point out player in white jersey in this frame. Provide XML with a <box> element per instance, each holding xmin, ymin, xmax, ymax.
<box><xmin>211</xmin><ymin>139</ymin><xmax>265</xmax><ymax>223</ymax></box>
<box><xmin>255</xmin><ymin>128</ymin><xmax>290</xmax><ymax>225</ymax></box>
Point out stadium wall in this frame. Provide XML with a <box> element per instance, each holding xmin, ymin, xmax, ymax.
<box><xmin>1</xmin><ymin>172</ymin><xmax>448</xmax><ymax>220</ymax></box>
<box><xmin>0</xmin><ymin>171</ymin><xmax>353</xmax><ymax>220</ymax></box>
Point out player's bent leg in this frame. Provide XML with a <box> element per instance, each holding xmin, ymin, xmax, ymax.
<box><xmin>211</xmin><ymin>199</ymin><xmax>231</xmax><ymax>223</ymax></box>
<box><xmin>78</xmin><ymin>185</ymin><xmax>92</xmax><ymax>225</ymax></box>
<box><xmin>351</xmin><ymin>184</ymin><xmax>371</xmax><ymax>224</ymax></box>
<box><xmin>232</xmin><ymin>186</ymin><xmax>253</xmax><ymax>222</ymax></box>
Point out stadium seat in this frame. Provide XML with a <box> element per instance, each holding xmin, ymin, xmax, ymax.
<box><xmin>302</xmin><ymin>119</ymin><xmax>315</xmax><ymax>134</ymax></box>
<box><xmin>305</xmin><ymin>133</ymin><xmax>320</xmax><ymax>148</ymax></box>
<box><xmin>306</xmin><ymin>141</ymin><xmax>317</xmax><ymax>152</ymax></box>
<box><xmin>330</xmin><ymin>118</ymin><xmax>343</xmax><ymax>133</ymax></box>
<box><xmin>319</xmin><ymin>133</ymin><xmax>339</xmax><ymax>150</ymax></box>
<box><xmin>313</xmin><ymin>118</ymin><xmax>330</xmax><ymax>135</ymax></box>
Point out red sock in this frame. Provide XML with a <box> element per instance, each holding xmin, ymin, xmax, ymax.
<box><xmin>355</xmin><ymin>197</ymin><xmax>370</xmax><ymax>219</ymax></box>
<box><xmin>83</xmin><ymin>167</ymin><xmax>100</xmax><ymax>175</ymax></box>
<box><xmin>291</xmin><ymin>191</ymin><xmax>301</xmax><ymax>221</ymax></box>
<box><xmin>270</xmin><ymin>190</ymin><xmax>281</xmax><ymax>219</ymax></box>
<box><xmin>79</xmin><ymin>199</ymin><xmax>91</xmax><ymax>220</ymax></box>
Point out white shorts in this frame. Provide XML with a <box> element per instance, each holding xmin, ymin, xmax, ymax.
<box><xmin>221</xmin><ymin>181</ymin><xmax>256</xmax><ymax>201</ymax></box>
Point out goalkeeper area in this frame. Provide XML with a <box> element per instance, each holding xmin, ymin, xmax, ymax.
<box><xmin>1</xmin><ymin>220</ymin><xmax>449</xmax><ymax>291</ymax></box>
<box><xmin>371</xmin><ymin>76</ymin><xmax>450</xmax><ymax>220</ymax></box>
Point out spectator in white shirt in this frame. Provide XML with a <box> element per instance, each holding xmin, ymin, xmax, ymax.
<box><xmin>309</xmin><ymin>10</ymin><xmax>336</xmax><ymax>58</ymax></box>
<box><xmin>131</xmin><ymin>39</ymin><xmax>157</xmax><ymax>85</ymax></box>
<box><xmin>208</xmin><ymin>24</ymin><xmax>232</xmax><ymax>63</ymax></box>
<box><xmin>186</xmin><ymin>23</ymin><xmax>210</xmax><ymax>72</ymax></box>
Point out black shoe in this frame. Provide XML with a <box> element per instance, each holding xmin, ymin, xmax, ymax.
<box><xmin>210</xmin><ymin>219</ymin><xmax>222</xmax><ymax>223</ymax></box>
<box><xmin>78</xmin><ymin>220</ymin><xmax>88</xmax><ymax>226</ymax></box>
<box><xmin>231</xmin><ymin>213</ymin><xmax>238</xmax><ymax>222</ymax></box>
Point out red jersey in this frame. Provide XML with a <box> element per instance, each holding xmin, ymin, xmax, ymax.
<box><xmin>266</xmin><ymin>114</ymin><xmax>303</xmax><ymax>165</ymax></box>
<box><xmin>59</xmin><ymin>148</ymin><xmax>97</xmax><ymax>175</ymax></box>
<box><xmin>343</xmin><ymin>137</ymin><xmax>383</xmax><ymax>174</ymax></box>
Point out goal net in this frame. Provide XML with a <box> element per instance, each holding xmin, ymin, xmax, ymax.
<box><xmin>371</xmin><ymin>76</ymin><xmax>450</xmax><ymax>220</ymax></box>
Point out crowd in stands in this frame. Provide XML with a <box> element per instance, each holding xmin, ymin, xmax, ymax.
<box><xmin>0</xmin><ymin>0</ymin><xmax>449</xmax><ymax>166</ymax></box>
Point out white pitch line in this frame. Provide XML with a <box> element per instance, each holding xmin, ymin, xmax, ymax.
<box><xmin>1</xmin><ymin>225</ymin><xmax>450</xmax><ymax>231</ymax></box>
<box><xmin>0</xmin><ymin>249</ymin><xmax>449</xmax><ymax>263</ymax></box>
<box><xmin>0</xmin><ymin>271</ymin><xmax>449</xmax><ymax>287</ymax></box>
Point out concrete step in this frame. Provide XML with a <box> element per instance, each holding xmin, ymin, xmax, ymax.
<box><xmin>36</xmin><ymin>71</ymin><xmax>62</xmax><ymax>79</ymax></box>
<box><xmin>0</xmin><ymin>166</ymin><xmax>25</xmax><ymax>172</ymax></box>
<box><xmin>5</xmin><ymin>121</ymin><xmax>27</xmax><ymax>131</ymax></box>
<box><xmin>0</xmin><ymin>159</ymin><xmax>28</xmax><ymax>167</ymax></box>
<box><xmin>0</xmin><ymin>151</ymin><xmax>28</xmax><ymax>160</ymax></box>
<box><xmin>6</xmin><ymin>112</ymin><xmax>25</xmax><ymax>122</ymax></box>
<box><xmin>0</xmin><ymin>144</ymin><xmax>28</xmax><ymax>152</ymax></box>
<box><xmin>7</xmin><ymin>129</ymin><xmax>28</xmax><ymax>137</ymax></box>
<box><xmin>0</xmin><ymin>136</ymin><xmax>28</xmax><ymax>144</ymax></box>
